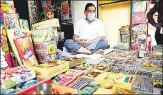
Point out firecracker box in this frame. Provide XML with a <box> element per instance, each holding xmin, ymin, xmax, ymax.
<box><xmin>93</xmin><ymin>87</ymin><xmax>112</xmax><ymax>94</ymax></box>
<box><xmin>51</xmin><ymin>83</ymin><xmax>78</xmax><ymax>94</ymax></box>
<box><xmin>1</xmin><ymin>66</ymin><xmax>36</xmax><ymax>89</ymax></box>
<box><xmin>15</xmin><ymin>79</ymin><xmax>51</xmax><ymax>94</ymax></box>
<box><xmin>63</xmin><ymin>58</ymin><xmax>85</xmax><ymax>68</ymax></box>
<box><xmin>84</xmin><ymin>69</ymin><xmax>105</xmax><ymax>79</ymax></box>
<box><xmin>94</xmin><ymin>72</ymin><xmax>136</xmax><ymax>90</ymax></box>
<box><xmin>31</xmin><ymin>61</ymin><xmax>69</xmax><ymax>78</ymax></box>
<box><xmin>111</xmin><ymin>85</ymin><xmax>137</xmax><ymax>94</ymax></box>
<box><xmin>16</xmin><ymin>79</ymin><xmax>77</xmax><ymax>94</ymax></box>
<box><xmin>95</xmin><ymin>72</ymin><xmax>153</xmax><ymax>93</ymax></box>
<box><xmin>32</xmin><ymin>18</ymin><xmax>60</xmax><ymax>30</ymax></box>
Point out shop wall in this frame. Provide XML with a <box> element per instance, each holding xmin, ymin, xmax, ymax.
<box><xmin>98</xmin><ymin>1</ymin><xmax>131</xmax><ymax>47</ymax></box>
<box><xmin>71</xmin><ymin>1</ymin><xmax>97</xmax><ymax>25</ymax></box>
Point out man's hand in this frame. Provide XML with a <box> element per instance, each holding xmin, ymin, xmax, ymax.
<box><xmin>153</xmin><ymin>23</ymin><xmax>162</xmax><ymax>28</ymax></box>
<box><xmin>80</xmin><ymin>40</ymin><xmax>92</xmax><ymax>47</ymax></box>
<box><xmin>97</xmin><ymin>36</ymin><xmax>106</xmax><ymax>40</ymax></box>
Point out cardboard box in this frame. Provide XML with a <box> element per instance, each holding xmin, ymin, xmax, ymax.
<box><xmin>111</xmin><ymin>85</ymin><xmax>137</xmax><ymax>94</ymax></box>
<box><xmin>1</xmin><ymin>66</ymin><xmax>36</xmax><ymax>89</ymax></box>
<box><xmin>93</xmin><ymin>88</ymin><xmax>112</xmax><ymax>94</ymax></box>
<box><xmin>16</xmin><ymin>79</ymin><xmax>51</xmax><ymax>94</ymax></box>
<box><xmin>32</xmin><ymin>61</ymin><xmax>69</xmax><ymax>78</ymax></box>
<box><xmin>84</xmin><ymin>69</ymin><xmax>105</xmax><ymax>79</ymax></box>
<box><xmin>94</xmin><ymin>72</ymin><xmax>136</xmax><ymax>90</ymax></box>
<box><xmin>32</xmin><ymin>19</ymin><xmax>60</xmax><ymax>30</ymax></box>
<box><xmin>51</xmin><ymin>84</ymin><xmax>77</xmax><ymax>94</ymax></box>
<box><xmin>63</xmin><ymin>58</ymin><xmax>85</xmax><ymax>68</ymax></box>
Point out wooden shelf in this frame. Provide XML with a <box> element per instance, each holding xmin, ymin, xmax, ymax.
<box><xmin>99</xmin><ymin>0</ymin><xmax>130</xmax><ymax>6</ymax></box>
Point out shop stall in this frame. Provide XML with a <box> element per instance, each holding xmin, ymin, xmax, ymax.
<box><xmin>0</xmin><ymin>0</ymin><xmax>162</xmax><ymax>94</ymax></box>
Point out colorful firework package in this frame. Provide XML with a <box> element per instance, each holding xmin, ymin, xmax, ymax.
<box><xmin>119</xmin><ymin>25</ymin><xmax>130</xmax><ymax>43</ymax></box>
<box><xmin>132</xmin><ymin>12</ymin><xmax>146</xmax><ymax>25</ymax></box>
<box><xmin>14</xmin><ymin>33</ymin><xmax>38</xmax><ymax>67</ymax></box>
<box><xmin>132</xmin><ymin>1</ymin><xmax>146</xmax><ymax>13</ymax></box>
<box><xmin>32</xmin><ymin>19</ymin><xmax>59</xmax><ymax>63</ymax></box>
<box><xmin>7</xmin><ymin>28</ymin><xmax>23</xmax><ymax>66</ymax></box>
<box><xmin>1</xmin><ymin>26</ymin><xmax>12</xmax><ymax>68</ymax></box>
<box><xmin>1</xmin><ymin>1</ymin><xmax>15</xmax><ymax>14</ymax></box>
<box><xmin>3</xmin><ymin>13</ymin><xmax>20</xmax><ymax>29</ymax></box>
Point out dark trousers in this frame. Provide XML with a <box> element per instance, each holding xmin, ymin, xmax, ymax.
<box><xmin>155</xmin><ymin>27</ymin><xmax>163</xmax><ymax>45</ymax></box>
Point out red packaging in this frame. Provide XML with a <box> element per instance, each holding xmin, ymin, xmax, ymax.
<box><xmin>146</xmin><ymin>34</ymin><xmax>152</xmax><ymax>51</ymax></box>
<box><xmin>14</xmin><ymin>34</ymin><xmax>38</xmax><ymax>66</ymax></box>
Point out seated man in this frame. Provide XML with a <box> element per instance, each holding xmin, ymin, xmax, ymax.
<box><xmin>64</xmin><ymin>3</ymin><xmax>109</xmax><ymax>54</ymax></box>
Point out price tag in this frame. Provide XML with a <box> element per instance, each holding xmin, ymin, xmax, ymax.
<box><xmin>48</xmin><ymin>44</ymin><xmax>57</xmax><ymax>55</ymax></box>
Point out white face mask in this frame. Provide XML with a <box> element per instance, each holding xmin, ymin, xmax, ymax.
<box><xmin>87</xmin><ymin>13</ymin><xmax>96</xmax><ymax>22</ymax></box>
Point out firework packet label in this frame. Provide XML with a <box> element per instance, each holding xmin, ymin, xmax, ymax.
<box><xmin>1</xmin><ymin>66</ymin><xmax>36</xmax><ymax>89</ymax></box>
<box><xmin>121</xmin><ymin>34</ymin><xmax>130</xmax><ymax>43</ymax></box>
<box><xmin>4</xmin><ymin>13</ymin><xmax>20</xmax><ymax>29</ymax></box>
<box><xmin>32</xmin><ymin>29</ymin><xmax>57</xmax><ymax>63</ymax></box>
<box><xmin>132</xmin><ymin>12</ymin><xmax>146</xmax><ymax>25</ymax></box>
<box><xmin>111</xmin><ymin>85</ymin><xmax>137</xmax><ymax>94</ymax></box>
<box><xmin>132</xmin><ymin>1</ymin><xmax>146</xmax><ymax>13</ymax></box>
<box><xmin>14</xmin><ymin>34</ymin><xmax>38</xmax><ymax>66</ymax></box>
<box><xmin>32</xmin><ymin>18</ymin><xmax>59</xmax><ymax>30</ymax></box>
<box><xmin>118</xmin><ymin>42</ymin><xmax>130</xmax><ymax>50</ymax></box>
<box><xmin>1</xmin><ymin>26</ymin><xmax>12</xmax><ymax>68</ymax></box>
<box><xmin>31</xmin><ymin>62</ymin><xmax>69</xmax><ymax>78</ymax></box>
<box><xmin>19</xmin><ymin>19</ymin><xmax>29</xmax><ymax>30</ymax></box>
<box><xmin>0</xmin><ymin>11</ymin><xmax>4</xmax><ymax>25</ymax></box>
<box><xmin>32</xmin><ymin>19</ymin><xmax>59</xmax><ymax>63</ymax></box>
<box><xmin>94</xmin><ymin>72</ymin><xmax>137</xmax><ymax>90</ymax></box>
<box><xmin>1</xmin><ymin>1</ymin><xmax>15</xmax><ymax>13</ymax></box>
<box><xmin>6</xmin><ymin>28</ymin><xmax>23</xmax><ymax>65</ymax></box>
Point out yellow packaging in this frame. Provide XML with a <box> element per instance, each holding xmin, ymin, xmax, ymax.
<box><xmin>111</xmin><ymin>85</ymin><xmax>137</xmax><ymax>94</ymax></box>
<box><xmin>32</xmin><ymin>61</ymin><xmax>69</xmax><ymax>78</ymax></box>
<box><xmin>6</xmin><ymin>28</ymin><xmax>23</xmax><ymax>65</ymax></box>
<box><xmin>94</xmin><ymin>72</ymin><xmax>136</xmax><ymax>90</ymax></box>
<box><xmin>67</xmin><ymin>58</ymin><xmax>85</xmax><ymax>68</ymax></box>
<box><xmin>93</xmin><ymin>88</ymin><xmax>112</xmax><ymax>94</ymax></box>
<box><xmin>32</xmin><ymin>19</ymin><xmax>59</xmax><ymax>30</ymax></box>
<box><xmin>19</xmin><ymin>19</ymin><xmax>29</xmax><ymax>30</ymax></box>
<box><xmin>47</xmin><ymin>44</ymin><xmax>57</xmax><ymax>55</ymax></box>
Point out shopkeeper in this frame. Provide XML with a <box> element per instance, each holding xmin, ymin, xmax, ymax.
<box><xmin>147</xmin><ymin>0</ymin><xmax>163</xmax><ymax>45</ymax></box>
<box><xmin>64</xmin><ymin>3</ymin><xmax>109</xmax><ymax>55</ymax></box>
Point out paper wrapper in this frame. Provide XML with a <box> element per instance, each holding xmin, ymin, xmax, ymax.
<box><xmin>32</xmin><ymin>19</ymin><xmax>59</xmax><ymax>63</ymax></box>
<box><xmin>32</xmin><ymin>29</ymin><xmax>57</xmax><ymax>63</ymax></box>
<box><xmin>32</xmin><ymin>18</ymin><xmax>59</xmax><ymax>30</ymax></box>
<box><xmin>132</xmin><ymin>1</ymin><xmax>146</xmax><ymax>13</ymax></box>
<box><xmin>4</xmin><ymin>13</ymin><xmax>20</xmax><ymax>29</ymax></box>
<box><xmin>1</xmin><ymin>1</ymin><xmax>15</xmax><ymax>13</ymax></box>
<box><xmin>14</xmin><ymin>34</ymin><xmax>38</xmax><ymax>67</ymax></box>
<box><xmin>1</xmin><ymin>26</ymin><xmax>12</xmax><ymax>68</ymax></box>
<box><xmin>6</xmin><ymin>28</ymin><xmax>23</xmax><ymax>65</ymax></box>
<box><xmin>131</xmin><ymin>24</ymin><xmax>147</xmax><ymax>51</ymax></box>
<box><xmin>19</xmin><ymin>19</ymin><xmax>29</xmax><ymax>30</ymax></box>
<box><xmin>118</xmin><ymin>42</ymin><xmax>130</xmax><ymax>50</ymax></box>
<box><xmin>132</xmin><ymin>12</ymin><xmax>146</xmax><ymax>25</ymax></box>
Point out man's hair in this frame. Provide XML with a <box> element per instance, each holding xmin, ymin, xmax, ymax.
<box><xmin>85</xmin><ymin>3</ymin><xmax>96</xmax><ymax>11</ymax></box>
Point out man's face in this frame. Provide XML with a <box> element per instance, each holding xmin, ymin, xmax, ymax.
<box><xmin>84</xmin><ymin>6</ymin><xmax>96</xmax><ymax>17</ymax></box>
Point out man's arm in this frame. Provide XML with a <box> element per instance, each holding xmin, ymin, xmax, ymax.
<box><xmin>89</xmin><ymin>36</ymin><xmax>105</xmax><ymax>43</ymax></box>
<box><xmin>73</xmin><ymin>34</ymin><xmax>82</xmax><ymax>44</ymax></box>
<box><xmin>147</xmin><ymin>4</ymin><xmax>157</xmax><ymax>26</ymax></box>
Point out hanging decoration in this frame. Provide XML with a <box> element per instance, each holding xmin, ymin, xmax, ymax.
<box><xmin>131</xmin><ymin>1</ymin><xmax>147</xmax><ymax>51</ymax></box>
<box><xmin>28</xmin><ymin>0</ymin><xmax>41</xmax><ymax>27</ymax></box>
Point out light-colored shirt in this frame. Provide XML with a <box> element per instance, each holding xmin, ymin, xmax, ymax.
<box><xmin>74</xmin><ymin>18</ymin><xmax>106</xmax><ymax>40</ymax></box>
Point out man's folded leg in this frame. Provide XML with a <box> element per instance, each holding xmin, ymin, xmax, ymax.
<box><xmin>64</xmin><ymin>39</ymin><xmax>92</xmax><ymax>54</ymax></box>
<box><xmin>88</xmin><ymin>39</ymin><xmax>109</xmax><ymax>53</ymax></box>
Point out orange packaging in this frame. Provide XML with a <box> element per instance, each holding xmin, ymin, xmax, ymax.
<box><xmin>14</xmin><ymin>34</ymin><xmax>38</xmax><ymax>66</ymax></box>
